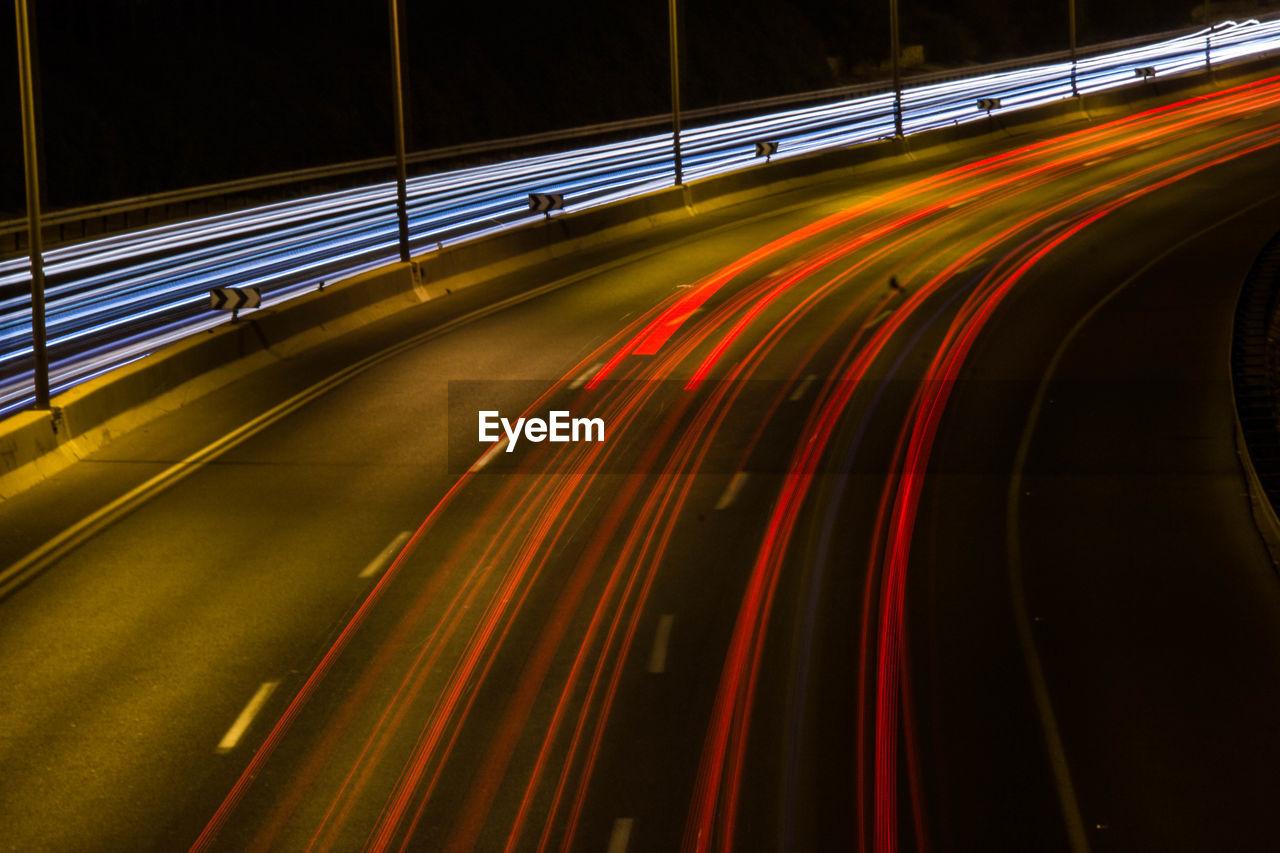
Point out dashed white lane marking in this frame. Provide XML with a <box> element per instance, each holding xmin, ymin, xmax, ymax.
<box><xmin>647</xmin><ymin>614</ymin><xmax>675</xmax><ymax>674</ymax></box>
<box><xmin>866</xmin><ymin>308</ymin><xmax>892</xmax><ymax>329</ymax></box>
<box><xmin>569</xmin><ymin>362</ymin><xmax>604</xmax><ymax>390</ymax></box>
<box><xmin>714</xmin><ymin>472</ymin><xmax>750</xmax><ymax>510</ymax></box>
<box><xmin>470</xmin><ymin>437</ymin><xmax>509</xmax><ymax>472</ymax></box>
<box><xmin>217</xmin><ymin>681</ymin><xmax>279</xmax><ymax>754</ymax></box>
<box><xmin>789</xmin><ymin>374</ymin><xmax>818</xmax><ymax>402</ymax></box>
<box><xmin>359</xmin><ymin>531</ymin><xmax>412</xmax><ymax>579</ymax></box>
<box><xmin>607</xmin><ymin>817</ymin><xmax>634</xmax><ymax>853</ymax></box>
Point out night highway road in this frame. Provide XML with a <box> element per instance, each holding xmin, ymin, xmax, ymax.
<box><xmin>5</xmin><ymin>78</ymin><xmax>1280</xmax><ymax>852</ymax></box>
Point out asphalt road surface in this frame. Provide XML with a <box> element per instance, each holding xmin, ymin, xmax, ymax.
<box><xmin>5</xmin><ymin>77</ymin><xmax>1280</xmax><ymax>852</ymax></box>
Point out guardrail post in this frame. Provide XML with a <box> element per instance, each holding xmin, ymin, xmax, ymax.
<box><xmin>388</xmin><ymin>0</ymin><xmax>410</xmax><ymax>263</ymax></box>
<box><xmin>668</xmin><ymin>0</ymin><xmax>684</xmax><ymax>185</ymax></box>
<box><xmin>14</xmin><ymin>0</ymin><xmax>50</xmax><ymax>410</ymax></box>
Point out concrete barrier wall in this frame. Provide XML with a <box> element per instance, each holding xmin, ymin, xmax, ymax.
<box><xmin>1231</xmin><ymin>229</ymin><xmax>1280</xmax><ymax>568</ymax></box>
<box><xmin>2</xmin><ymin>56</ymin><xmax>1277</xmax><ymax>498</ymax></box>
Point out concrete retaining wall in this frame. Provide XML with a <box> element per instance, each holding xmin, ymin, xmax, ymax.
<box><xmin>1231</xmin><ymin>229</ymin><xmax>1280</xmax><ymax>568</ymax></box>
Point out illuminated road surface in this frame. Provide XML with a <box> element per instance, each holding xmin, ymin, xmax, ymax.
<box><xmin>5</xmin><ymin>78</ymin><xmax>1280</xmax><ymax>851</ymax></box>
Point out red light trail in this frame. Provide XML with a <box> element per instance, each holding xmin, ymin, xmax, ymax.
<box><xmin>189</xmin><ymin>75</ymin><xmax>1280</xmax><ymax>853</ymax></box>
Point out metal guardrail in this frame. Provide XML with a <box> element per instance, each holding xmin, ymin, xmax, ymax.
<box><xmin>1</xmin><ymin>17</ymin><xmax>1279</xmax><ymax>416</ymax></box>
<box><xmin>0</xmin><ymin>20</ymin><xmax>1249</xmax><ymax>252</ymax></box>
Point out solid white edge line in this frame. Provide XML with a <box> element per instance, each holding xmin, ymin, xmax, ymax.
<box><xmin>1004</xmin><ymin>189</ymin><xmax>1280</xmax><ymax>853</ymax></box>
<box><xmin>359</xmin><ymin>531</ymin><xmax>412</xmax><ymax>579</ymax></box>
<box><xmin>606</xmin><ymin>817</ymin><xmax>633</xmax><ymax>853</ymax></box>
<box><xmin>216</xmin><ymin>681</ymin><xmax>279</xmax><ymax>754</ymax></box>
<box><xmin>715</xmin><ymin>472</ymin><xmax>750</xmax><ymax>510</ymax></box>
<box><xmin>789</xmin><ymin>374</ymin><xmax>818</xmax><ymax>402</ymax></box>
<box><xmin>647</xmin><ymin>614</ymin><xmax>675</xmax><ymax>674</ymax></box>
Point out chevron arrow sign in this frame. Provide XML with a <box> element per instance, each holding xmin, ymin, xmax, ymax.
<box><xmin>976</xmin><ymin>98</ymin><xmax>1002</xmax><ymax>111</ymax></box>
<box><xmin>209</xmin><ymin>286</ymin><xmax>261</xmax><ymax>312</ymax></box>
<box><xmin>528</xmin><ymin>192</ymin><xmax>565</xmax><ymax>215</ymax></box>
<box><xmin>1134</xmin><ymin>66</ymin><xmax>1156</xmax><ymax>78</ymax></box>
<box><xmin>754</xmin><ymin>141</ymin><xmax>779</xmax><ymax>160</ymax></box>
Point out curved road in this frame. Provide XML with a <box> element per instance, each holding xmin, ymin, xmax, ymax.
<box><xmin>4</xmin><ymin>76</ymin><xmax>1280</xmax><ymax>852</ymax></box>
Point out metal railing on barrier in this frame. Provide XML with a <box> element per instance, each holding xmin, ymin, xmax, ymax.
<box><xmin>0</xmin><ymin>19</ymin><xmax>1244</xmax><ymax>252</ymax></box>
<box><xmin>1</xmin><ymin>18</ymin><xmax>1278</xmax><ymax>415</ymax></box>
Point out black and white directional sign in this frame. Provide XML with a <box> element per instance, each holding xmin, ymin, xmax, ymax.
<box><xmin>1134</xmin><ymin>66</ymin><xmax>1157</xmax><ymax>79</ymax></box>
<box><xmin>528</xmin><ymin>192</ymin><xmax>565</xmax><ymax>215</ymax></box>
<box><xmin>754</xmin><ymin>140</ymin><xmax>780</xmax><ymax>160</ymax></box>
<box><xmin>209</xmin><ymin>286</ymin><xmax>261</xmax><ymax>312</ymax></box>
<box><xmin>977</xmin><ymin>98</ymin><xmax>1002</xmax><ymax>111</ymax></box>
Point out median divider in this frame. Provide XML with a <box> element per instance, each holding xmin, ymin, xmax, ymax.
<box><xmin>3</xmin><ymin>56</ymin><xmax>1279</xmax><ymax>499</ymax></box>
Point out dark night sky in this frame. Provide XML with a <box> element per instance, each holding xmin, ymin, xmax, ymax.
<box><xmin>0</xmin><ymin>1</ymin><xmax>1225</xmax><ymax>215</ymax></box>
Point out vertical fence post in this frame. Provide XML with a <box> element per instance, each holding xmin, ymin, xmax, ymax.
<box><xmin>889</xmin><ymin>0</ymin><xmax>903</xmax><ymax>137</ymax></box>
<box><xmin>388</xmin><ymin>0</ymin><xmax>410</xmax><ymax>263</ymax></box>
<box><xmin>15</xmin><ymin>0</ymin><xmax>50</xmax><ymax>410</ymax></box>
<box><xmin>1068</xmin><ymin>0</ymin><xmax>1079</xmax><ymax>96</ymax></box>
<box><xmin>668</xmin><ymin>0</ymin><xmax>684</xmax><ymax>186</ymax></box>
